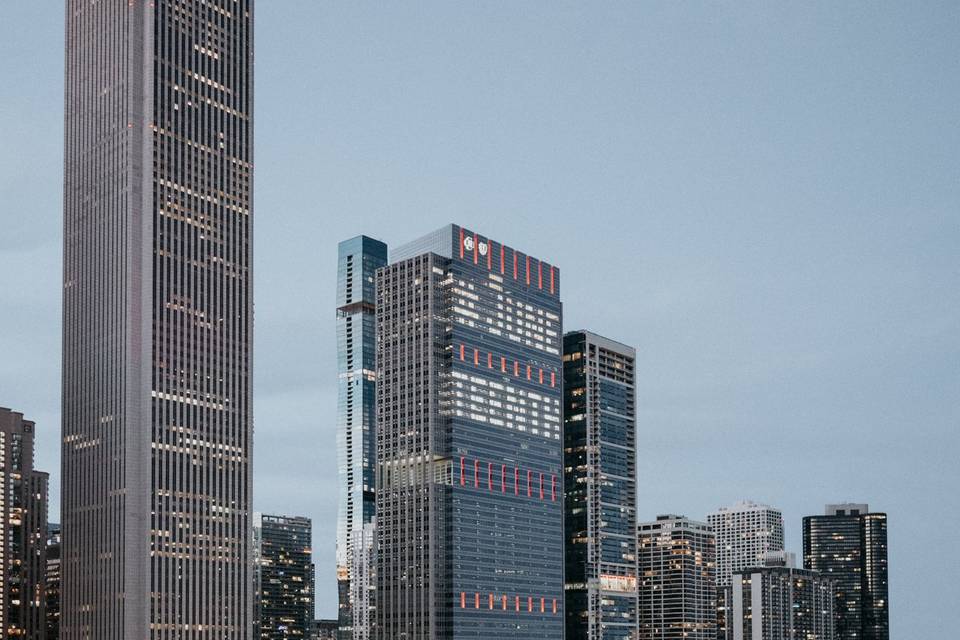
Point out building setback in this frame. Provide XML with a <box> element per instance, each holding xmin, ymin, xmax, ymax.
<box><xmin>62</xmin><ymin>1</ymin><xmax>254</xmax><ymax>638</ymax></box>
<box><xmin>707</xmin><ymin>501</ymin><xmax>784</xmax><ymax>640</ymax></box>
<box><xmin>0</xmin><ymin>408</ymin><xmax>49</xmax><ymax>640</ymax></box>
<box><xmin>732</xmin><ymin>553</ymin><xmax>834</xmax><ymax>640</ymax></box>
<box><xmin>803</xmin><ymin>503</ymin><xmax>889</xmax><ymax>640</ymax></box>
<box><xmin>563</xmin><ymin>331</ymin><xmax>638</xmax><ymax>640</ymax></box>
<box><xmin>336</xmin><ymin>236</ymin><xmax>387</xmax><ymax>640</ymax></box>
<box><xmin>376</xmin><ymin>224</ymin><xmax>564</xmax><ymax>639</ymax></box>
<box><xmin>254</xmin><ymin>515</ymin><xmax>315</xmax><ymax>639</ymax></box>
<box><xmin>637</xmin><ymin>515</ymin><xmax>716</xmax><ymax>640</ymax></box>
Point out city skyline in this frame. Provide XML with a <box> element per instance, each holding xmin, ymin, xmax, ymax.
<box><xmin>2</xmin><ymin>3</ymin><xmax>958</xmax><ymax>637</ymax></box>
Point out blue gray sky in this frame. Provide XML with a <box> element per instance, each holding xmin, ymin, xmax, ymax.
<box><xmin>1</xmin><ymin>2</ymin><xmax>958</xmax><ymax>633</ymax></box>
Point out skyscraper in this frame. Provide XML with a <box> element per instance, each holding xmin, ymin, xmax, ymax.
<box><xmin>803</xmin><ymin>503</ymin><xmax>889</xmax><ymax>640</ymax></box>
<box><xmin>46</xmin><ymin>524</ymin><xmax>61</xmax><ymax>640</ymax></box>
<box><xmin>254</xmin><ymin>515</ymin><xmax>315</xmax><ymax>639</ymax></box>
<box><xmin>62</xmin><ymin>2</ymin><xmax>254</xmax><ymax>638</ymax></box>
<box><xmin>376</xmin><ymin>224</ymin><xmax>564</xmax><ymax>639</ymax></box>
<box><xmin>0</xmin><ymin>408</ymin><xmax>49</xmax><ymax>640</ymax></box>
<box><xmin>336</xmin><ymin>236</ymin><xmax>387</xmax><ymax>640</ymax></box>
<box><xmin>562</xmin><ymin>331</ymin><xmax>638</xmax><ymax>640</ymax></box>
<box><xmin>707</xmin><ymin>501</ymin><xmax>784</xmax><ymax>640</ymax></box>
<box><xmin>637</xmin><ymin>515</ymin><xmax>716</xmax><ymax>640</ymax></box>
<box><xmin>731</xmin><ymin>552</ymin><xmax>834</xmax><ymax>640</ymax></box>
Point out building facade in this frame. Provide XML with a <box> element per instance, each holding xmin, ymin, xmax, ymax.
<box><xmin>336</xmin><ymin>236</ymin><xmax>387</xmax><ymax>640</ymax></box>
<box><xmin>348</xmin><ymin>521</ymin><xmax>376</xmax><ymax>640</ymax></box>
<box><xmin>803</xmin><ymin>503</ymin><xmax>889</xmax><ymax>640</ymax></box>
<box><xmin>254</xmin><ymin>515</ymin><xmax>315</xmax><ymax>639</ymax></box>
<box><xmin>376</xmin><ymin>224</ymin><xmax>564</xmax><ymax>639</ymax></box>
<box><xmin>637</xmin><ymin>515</ymin><xmax>716</xmax><ymax>640</ymax></box>
<box><xmin>731</xmin><ymin>553</ymin><xmax>834</xmax><ymax>640</ymax></box>
<box><xmin>46</xmin><ymin>524</ymin><xmax>60</xmax><ymax>640</ymax></box>
<box><xmin>0</xmin><ymin>408</ymin><xmax>49</xmax><ymax>640</ymax></box>
<box><xmin>707</xmin><ymin>501</ymin><xmax>784</xmax><ymax>640</ymax></box>
<box><xmin>62</xmin><ymin>1</ymin><xmax>254</xmax><ymax>638</ymax></box>
<box><xmin>563</xmin><ymin>332</ymin><xmax>637</xmax><ymax>640</ymax></box>
<box><xmin>311</xmin><ymin>620</ymin><xmax>338</xmax><ymax>640</ymax></box>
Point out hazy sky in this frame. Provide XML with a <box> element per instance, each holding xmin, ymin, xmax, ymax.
<box><xmin>1</xmin><ymin>2</ymin><xmax>958</xmax><ymax>633</ymax></box>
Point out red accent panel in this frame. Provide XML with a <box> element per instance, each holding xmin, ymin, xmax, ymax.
<box><xmin>538</xmin><ymin>368</ymin><xmax>544</xmax><ymax>384</ymax></box>
<box><xmin>540</xmin><ymin>597</ymin><xmax>545</xmax><ymax>613</ymax></box>
<box><xmin>488</xmin><ymin>462</ymin><xmax>493</xmax><ymax>490</ymax></box>
<box><xmin>538</xmin><ymin>261</ymin><xmax>543</xmax><ymax>289</ymax></box>
<box><xmin>461</xmin><ymin>592</ymin><xmax>466</xmax><ymax>608</ymax></box>
<box><xmin>487</xmin><ymin>352</ymin><xmax>493</xmax><ymax>368</ymax></box>
<box><xmin>526</xmin><ymin>255</ymin><xmax>531</xmax><ymax>285</ymax></box>
<box><xmin>459</xmin><ymin>228</ymin><xmax>464</xmax><ymax>259</ymax></box>
<box><xmin>513</xmin><ymin>250</ymin><xmax>518</xmax><ymax>279</ymax></box>
<box><xmin>527</xmin><ymin>596</ymin><xmax>533</xmax><ymax>613</ymax></box>
<box><xmin>526</xmin><ymin>365</ymin><xmax>531</xmax><ymax>380</ymax></box>
<box><xmin>551</xmin><ymin>475</ymin><xmax>556</xmax><ymax>501</ymax></box>
<box><xmin>553</xmin><ymin>598</ymin><xmax>558</xmax><ymax>613</ymax></box>
<box><xmin>487</xmin><ymin>241</ymin><xmax>492</xmax><ymax>269</ymax></box>
<box><xmin>527</xmin><ymin>471</ymin><xmax>532</xmax><ymax>498</ymax></box>
<box><xmin>515</xmin><ymin>596</ymin><xmax>520</xmax><ymax>612</ymax></box>
<box><xmin>550</xmin><ymin>266</ymin><xmax>555</xmax><ymax>294</ymax></box>
<box><xmin>501</xmin><ymin>464</ymin><xmax>506</xmax><ymax>492</ymax></box>
<box><xmin>500</xmin><ymin>245</ymin><xmax>505</xmax><ymax>274</ymax></box>
<box><xmin>502</xmin><ymin>595</ymin><xmax>508</xmax><ymax>611</ymax></box>
<box><xmin>459</xmin><ymin>344</ymin><xmax>465</xmax><ymax>361</ymax></box>
<box><xmin>473</xmin><ymin>233</ymin><xmax>478</xmax><ymax>264</ymax></box>
<box><xmin>513</xmin><ymin>361</ymin><xmax>519</xmax><ymax>377</ymax></box>
<box><xmin>489</xmin><ymin>593</ymin><xmax>494</xmax><ymax>609</ymax></box>
<box><xmin>550</xmin><ymin>371</ymin><xmax>556</xmax><ymax>387</ymax></box>
<box><xmin>474</xmin><ymin>460</ymin><xmax>480</xmax><ymax>488</ymax></box>
<box><xmin>475</xmin><ymin>593</ymin><xmax>480</xmax><ymax>609</ymax></box>
<box><xmin>539</xmin><ymin>473</ymin><xmax>544</xmax><ymax>500</ymax></box>
<box><xmin>501</xmin><ymin>356</ymin><xmax>507</xmax><ymax>372</ymax></box>
<box><xmin>460</xmin><ymin>457</ymin><xmax>465</xmax><ymax>486</ymax></box>
<box><xmin>514</xmin><ymin>468</ymin><xmax>519</xmax><ymax>495</ymax></box>
<box><xmin>474</xmin><ymin>348</ymin><xmax>479</xmax><ymax>365</ymax></box>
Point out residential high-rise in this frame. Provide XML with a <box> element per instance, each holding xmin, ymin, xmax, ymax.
<box><xmin>707</xmin><ymin>501</ymin><xmax>784</xmax><ymax>640</ymax></box>
<box><xmin>254</xmin><ymin>515</ymin><xmax>315</xmax><ymax>639</ymax></box>
<box><xmin>46</xmin><ymin>524</ymin><xmax>61</xmax><ymax>640</ymax></box>
<box><xmin>336</xmin><ymin>236</ymin><xmax>387</xmax><ymax>640</ymax></box>
<box><xmin>563</xmin><ymin>331</ymin><xmax>637</xmax><ymax>640</ymax></box>
<box><xmin>348</xmin><ymin>521</ymin><xmax>376</xmax><ymax>640</ymax></box>
<box><xmin>376</xmin><ymin>224</ymin><xmax>564</xmax><ymax>639</ymax></box>
<box><xmin>311</xmin><ymin>620</ymin><xmax>338</xmax><ymax>640</ymax></box>
<box><xmin>62</xmin><ymin>2</ymin><xmax>254</xmax><ymax>638</ymax></box>
<box><xmin>731</xmin><ymin>552</ymin><xmax>834</xmax><ymax>640</ymax></box>
<box><xmin>637</xmin><ymin>515</ymin><xmax>716</xmax><ymax>640</ymax></box>
<box><xmin>0</xmin><ymin>407</ymin><xmax>50</xmax><ymax>640</ymax></box>
<box><xmin>803</xmin><ymin>503</ymin><xmax>889</xmax><ymax>640</ymax></box>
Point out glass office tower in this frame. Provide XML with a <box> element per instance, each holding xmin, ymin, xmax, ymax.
<box><xmin>803</xmin><ymin>504</ymin><xmax>889</xmax><ymax>640</ymax></box>
<box><xmin>376</xmin><ymin>224</ymin><xmax>564</xmax><ymax>639</ymax></box>
<box><xmin>63</xmin><ymin>2</ymin><xmax>254</xmax><ymax>637</ymax></box>
<box><xmin>563</xmin><ymin>331</ymin><xmax>638</xmax><ymax>640</ymax></box>
<box><xmin>336</xmin><ymin>237</ymin><xmax>387</xmax><ymax>639</ymax></box>
<box><xmin>254</xmin><ymin>515</ymin><xmax>315</xmax><ymax>639</ymax></box>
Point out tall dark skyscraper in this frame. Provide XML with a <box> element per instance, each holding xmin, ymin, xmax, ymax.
<box><xmin>335</xmin><ymin>236</ymin><xmax>387</xmax><ymax>640</ymax></box>
<box><xmin>376</xmin><ymin>224</ymin><xmax>564</xmax><ymax>639</ymax></box>
<box><xmin>62</xmin><ymin>2</ymin><xmax>254</xmax><ymax>638</ymax></box>
<box><xmin>637</xmin><ymin>515</ymin><xmax>716</xmax><ymax>640</ymax></box>
<box><xmin>0</xmin><ymin>408</ymin><xmax>49</xmax><ymax>640</ymax></box>
<box><xmin>562</xmin><ymin>331</ymin><xmax>638</xmax><ymax>640</ymax></box>
<box><xmin>803</xmin><ymin>503</ymin><xmax>889</xmax><ymax>640</ymax></box>
<box><xmin>254</xmin><ymin>515</ymin><xmax>315</xmax><ymax>640</ymax></box>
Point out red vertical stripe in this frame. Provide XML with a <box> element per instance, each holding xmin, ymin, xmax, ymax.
<box><xmin>551</xmin><ymin>475</ymin><xmax>556</xmax><ymax>501</ymax></box>
<box><xmin>488</xmin><ymin>462</ymin><xmax>493</xmax><ymax>490</ymax></box>
<box><xmin>513</xmin><ymin>250</ymin><xmax>518</xmax><ymax>279</ymax></box>
<box><xmin>501</xmin><ymin>464</ymin><xmax>506</xmax><ymax>492</ymax></box>
<box><xmin>502</xmin><ymin>595</ymin><xmax>508</xmax><ymax>611</ymax></box>
<box><xmin>474</xmin><ymin>348</ymin><xmax>479</xmax><ymax>365</ymax></box>
<box><xmin>514</xmin><ymin>468</ymin><xmax>519</xmax><ymax>495</ymax></box>
<box><xmin>528</xmin><ymin>597</ymin><xmax>533</xmax><ymax>612</ymax></box>
<box><xmin>501</xmin><ymin>356</ymin><xmax>507</xmax><ymax>372</ymax></box>
<box><xmin>460</xmin><ymin>457</ymin><xmax>465</xmax><ymax>486</ymax></box>
<box><xmin>487</xmin><ymin>352</ymin><xmax>493</xmax><ymax>368</ymax></box>
<box><xmin>551</xmin><ymin>371</ymin><xmax>556</xmax><ymax>387</ymax></box>
<box><xmin>475</xmin><ymin>593</ymin><xmax>480</xmax><ymax>609</ymax></box>
<box><xmin>538</xmin><ymin>261</ymin><xmax>543</xmax><ymax>289</ymax></box>
<box><xmin>473</xmin><ymin>233</ymin><xmax>479</xmax><ymax>264</ymax></box>
<box><xmin>500</xmin><ymin>245</ymin><xmax>505</xmax><ymax>274</ymax></box>
<box><xmin>527</xmin><ymin>471</ymin><xmax>532</xmax><ymax>497</ymax></box>
<box><xmin>487</xmin><ymin>241</ymin><xmax>492</xmax><ymax>269</ymax></box>
<box><xmin>514</xmin><ymin>361</ymin><xmax>519</xmax><ymax>377</ymax></box>
<box><xmin>515</xmin><ymin>596</ymin><xmax>520</xmax><ymax>612</ymax></box>
<box><xmin>526</xmin><ymin>255</ymin><xmax>531</xmax><ymax>285</ymax></box>
<box><xmin>489</xmin><ymin>593</ymin><xmax>494</xmax><ymax>609</ymax></box>
<box><xmin>474</xmin><ymin>460</ymin><xmax>479</xmax><ymax>488</ymax></box>
<box><xmin>461</xmin><ymin>592</ymin><xmax>466</xmax><ymax>608</ymax></box>
<box><xmin>550</xmin><ymin>266</ymin><xmax>555</xmax><ymax>294</ymax></box>
<box><xmin>553</xmin><ymin>598</ymin><xmax>557</xmax><ymax>614</ymax></box>
<box><xmin>539</xmin><ymin>368</ymin><xmax>544</xmax><ymax>384</ymax></box>
<box><xmin>526</xmin><ymin>365</ymin><xmax>531</xmax><ymax>380</ymax></box>
<box><xmin>459</xmin><ymin>228</ymin><xmax>464</xmax><ymax>258</ymax></box>
<box><xmin>459</xmin><ymin>344</ymin><xmax>465</xmax><ymax>360</ymax></box>
<box><xmin>540</xmin><ymin>597</ymin><xmax>545</xmax><ymax>613</ymax></box>
<box><xmin>539</xmin><ymin>473</ymin><xmax>544</xmax><ymax>500</ymax></box>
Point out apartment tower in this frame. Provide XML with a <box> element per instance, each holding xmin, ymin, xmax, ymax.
<box><xmin>62</xmin><ymin>2</ymin><xmax>254</xmax><ymax>637</ymax></box>
<box><xmin>376</xmin><ymin>224</ymin><xmax>564</xmax><ymax>639</ymax></box>
<box><xmin>0</xmin><ymin>408</ymin><xmax>49</xmax><ymax>640</ymax></box>
<box><xmin>335</xmin><ymin>236</ymin><xmax>387</xmax><ymax>639</ymax></box>
<box><xmin>637</xmin><ymin>515</ymin><xmax>716</xmax><ymax>640</ymax></box>
<box><xmin>254</xmin><ymin>515</ymin><xmax>315</xmax><ymax>639</ymax></box>
<box><xmin>803</xmin><ymin>503</ymin><xmax>889</xmax><ymax>640</ymax></box>
<box><xmin>563</xmin><ymin>331</ymin><xmax>638</xmax><ymax>640</ymax></box>
<box><xmin>707</xmin><ymin>501</ymin><xmax>784</xmax><ymax>640</ymax></box>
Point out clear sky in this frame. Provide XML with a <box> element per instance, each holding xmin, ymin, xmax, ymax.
<box><xmin>1</xmin><ymin>1</ymin><xmax>957</xmax><ymax>633</ymax></box>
